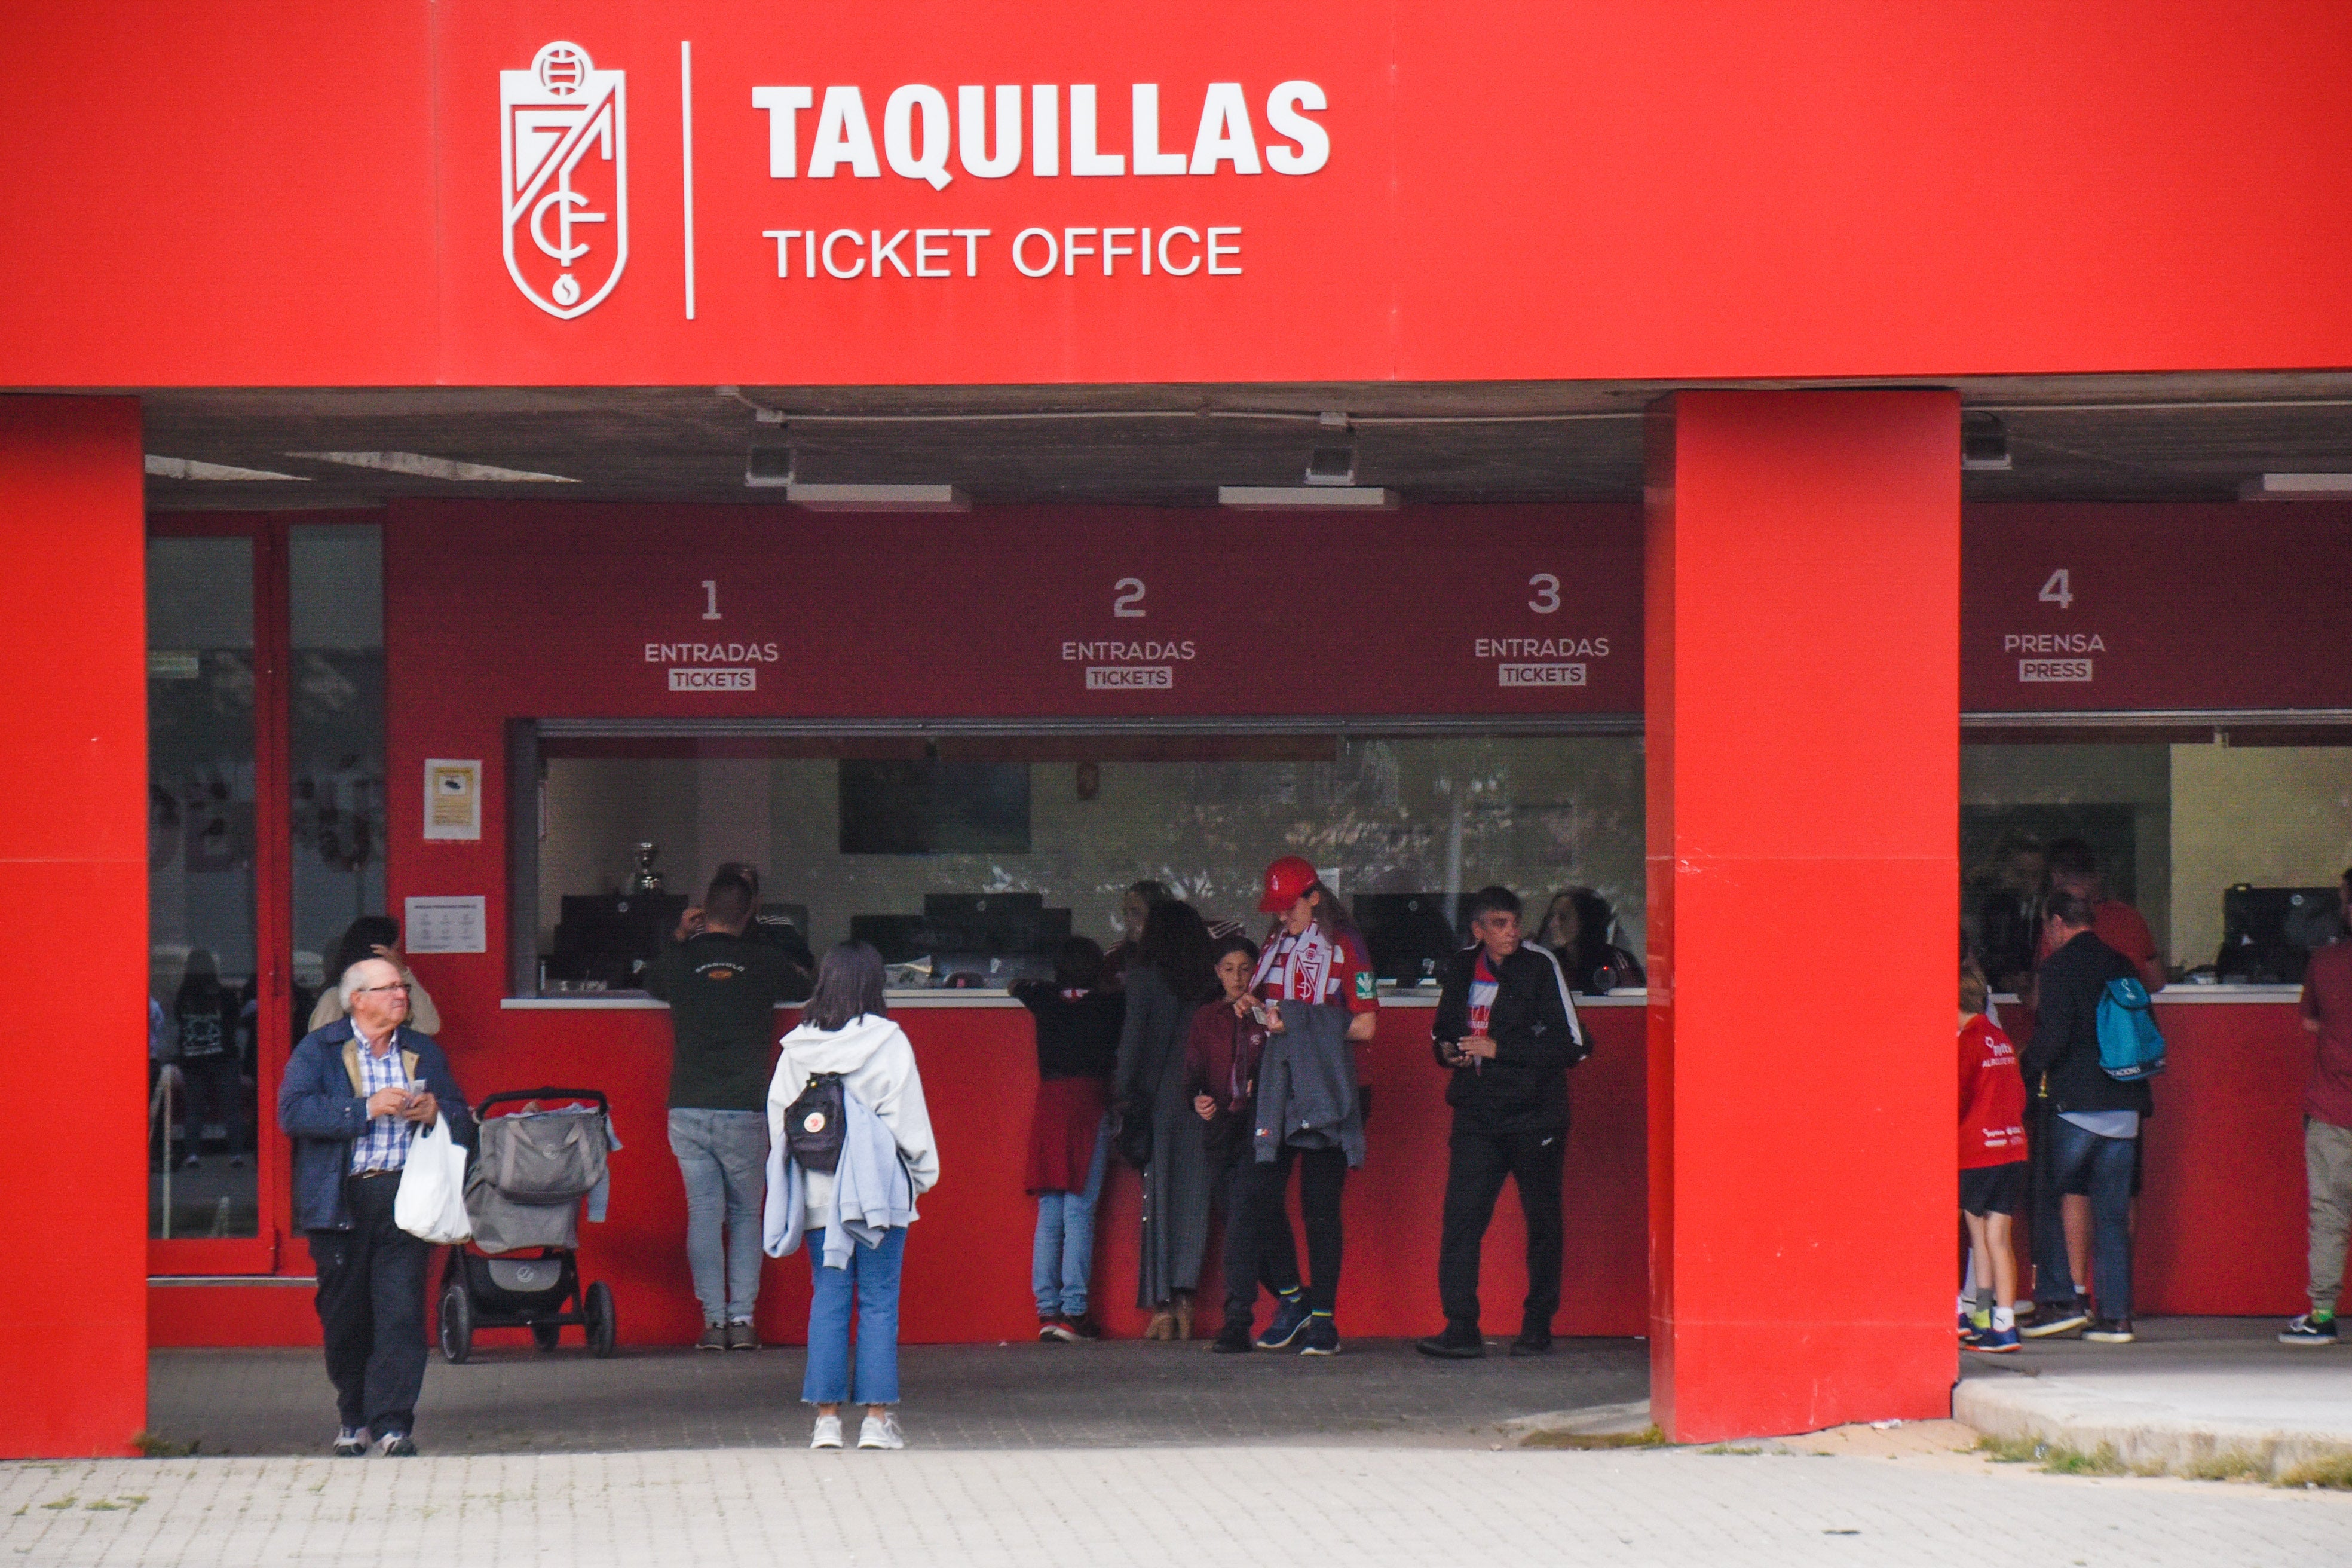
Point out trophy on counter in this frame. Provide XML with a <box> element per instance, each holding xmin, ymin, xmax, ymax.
<box><xmin>627</xmin><ymin>841</ymin><xmax>665</xmax><ymax>894</ymax></box>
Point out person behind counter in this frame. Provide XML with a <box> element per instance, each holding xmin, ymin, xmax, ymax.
<box><xmin>1011</xmin><ymin>938</ymin><xmax>1125</xmax><ymax>1343</ymax></box>
<box><xmin>645</xmin><ymin>869</ymin><xmax>816</xmax><ymax>1352</ymax></box>
<box><xmin>1101</xmin><ymin>879</ymin><xmax>1174</xmax><ymax>991</ymax></box>
<box><xmin>308</xmin><ymin>915</ymin><xmax>442</xmax><ymax>1037</ymax></box>
<box><xmin>1245</xmin><ymin>856</ymin><xmax>1377</xmax><ymax>1356</ymax></box>
<box><xmin>1536</xmin><ymin>887</ymin><xmax>1645</xmax><ymax>996</ymax></box>
<box><xmin>1114</xmin><ymin>900</ymin><xmax>1220</xmax><ymax>1339</ymax></box>
<box><xmin>764</xmin><ymin>942</ymin><xmax>940</xmax><ymax>1451</ymax></box>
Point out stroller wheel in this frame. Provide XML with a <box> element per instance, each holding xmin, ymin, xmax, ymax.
<box><xmin>438</xmin><ymin>1279</ymin><xmax>474</xmax><ymax>1364</ymax></box>
<box><xmin>585</xmin><ymin>1281</ymin><xmax>617</xmax><ymax>1359</ymax></box>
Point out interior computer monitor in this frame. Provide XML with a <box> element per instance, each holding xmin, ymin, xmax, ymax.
<box><xmin>2218</xmin><ymin>884</ymin><xmax>2344</xmax><ymax>984</ymax></box>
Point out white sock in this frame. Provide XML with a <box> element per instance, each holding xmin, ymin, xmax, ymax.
<box><xmin>1992</xmin><ymin>1307</ymin><xmax>2015</xmax><ymax>1332</ymax></box>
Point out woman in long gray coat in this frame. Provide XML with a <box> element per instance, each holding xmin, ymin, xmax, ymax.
<box><xmin>1113</xmin><ymin>899</ymin><xmax>1219</xmax><ymax>1338</ymax></box>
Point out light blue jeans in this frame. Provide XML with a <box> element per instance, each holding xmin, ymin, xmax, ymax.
<box><xmin>1033</xmin><ymin>1117</ymin><xmax>1110</xmax><ymax>1317</ymax></box>
<box><xmin>803</xmin><ymin>1226</ymin><xmax>906</xmax><ymax>1406</ymax></box>
<box><xmin>667</xmin><ymin>1108</ymin><xmax>768</xmax><ymax>1325</ymax></box>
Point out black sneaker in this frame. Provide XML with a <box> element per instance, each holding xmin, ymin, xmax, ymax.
<box><xmin>373</xmin><ymin>1431</ymin><xmax>418</xmax><ymax>1457</ymax></box>
<box><xmin>331</xmin><ymin>1426</ymin><xmax>369</xmax><ymax>1457</ymax></box>
<box><xmin>2280</xmin><ymin>1313</ymin><xmax>2340</xmax><ymax>1346</ymax></box>
<box><xmin>2020</xmin><ymin>1300</ymin><xmax>2088</xmax><ymax>1338</ymax></box>
<box><xmin>1509</xmin><ymin>1330</ymin><xmax>1555</xmax><ymax>1357</ymax></box>
<box><xmin>1299</xmin><ymin>1314</ymin><xmax>1342</xmax><ymax>1356</ymax></box>
<box><xmin>1210</xmin><ymin>1321</ymin><xmax>1254</xmax><ymax>1353</ymax></box>
<box><xmin>1256</xmin><ymin>1294</ymin><xmax>1312</xmax><ymax>1350</ymax></box>
<box><xmin>1416</xmin><ymin>1323</ymin><xmax>1484</xmax><ymax>1359</ymax></box>
<box><xmin>1062</xmin><ymin>1313</ymin><xmax>1103</xmax><ymax>1341</ymax></box>
<box><xmin>2082</xmin><ymin>1318</ymin><xmax>2136</xmax><ymax>1344</ymax></box>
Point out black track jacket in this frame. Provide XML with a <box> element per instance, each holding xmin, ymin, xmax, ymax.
<box><xmin>1431</xmin><ymin>943</ymin><xmax>1587</xmax><ymax>1134</ymax></box>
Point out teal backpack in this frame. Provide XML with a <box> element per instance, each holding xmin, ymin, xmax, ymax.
<box><xmin>2094</xmin><ymin>978</ymin><xmax>2167</xmax><ymax>1081</ymax></box>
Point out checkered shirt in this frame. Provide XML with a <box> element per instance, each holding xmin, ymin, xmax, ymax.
<box><xmin>349</xmin><ymin>1030</ymin><xmax>412</xmax><ymax>1174</ymax></box>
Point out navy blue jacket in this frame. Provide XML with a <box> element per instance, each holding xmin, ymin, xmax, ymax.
<box><xmin>279</xmin><ymin>1019</ymin><xmax>474</xmax><ymax>1232</ymax></box>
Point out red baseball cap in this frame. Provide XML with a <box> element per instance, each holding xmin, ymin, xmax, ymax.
<box><xmin>1258</xmin><ymin>855</ymin><xmax>1319</xmax><ymax>913</ymax></box>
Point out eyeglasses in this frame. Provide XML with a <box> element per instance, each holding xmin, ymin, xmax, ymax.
<box><xmin>353</xmin><ymin>983</ymin><xmax>412</xmax><ymax>996</ymax></box>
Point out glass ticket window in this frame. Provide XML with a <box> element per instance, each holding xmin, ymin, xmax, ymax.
<box><xmin>529</xmin><ymin>734</ymin><xmax>1646</xmax><ymax>994</ymax></box>
<box><xmin>1962</xmin><ymin>738</ymin><xmax>2352</xmax><ymax>990</ymax></box>
<box><xmin>148</xmin><ymin>537</ymin><xmax>261</xmax><ymax>1239</ymax></box>
<box><xmin>289</xmin><ymin>524</ymin><xmax>386</xmax><ymax>1035</ymax></box>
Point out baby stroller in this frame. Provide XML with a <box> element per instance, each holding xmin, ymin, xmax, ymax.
<box><xmin>438</xmin><ymin>1087</ymin><xmax>621</xmax><ymax>1362</ymax></box>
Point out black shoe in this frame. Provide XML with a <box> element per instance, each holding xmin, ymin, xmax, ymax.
<box><xmin>1509</xmin><ymin>1330</ymin><xmax>1555</xmax><ymax>1356</ymax></box>
<box><xmin>2020</xmin><ymin>1300</ymin><xmax>2088</xmax><ymax>1338</ymax></box>
<box><xmin>2082</xmin><ymin>1318</ymin><xmax>2136</xmax><ymax>1344</ymax></box>
<box><xmin>2280</xmin><ymin>1313</ymin><xmax>2340</xmax><ymax>1346</ymax></box>
<box><xmin>1210</xmin><ymin>1321</ymin><xmax>1254</xmax><ymax>1353</ymax></box>
<box><xmin>1062</xmin><ymin>1313</ymin><xmax>1103</xmax><ymax>1341</ymax></box>
<box><xmin>373</xmin><ymin>1431</ymin><xmax>418</xmax><ymax>1457</ymax></box>
<box><xmin>1299</xmin><ymin>1314</ymin><xmax>1342</xmax><ymax>1356</ymax></box>
<box><xmin>331</xmin><ymin>1426</ymin><xmax>369</xmax><ymax>1457</ymax></box>
<box><xmin>1416</xmin><ymin>1323</ymin><xmax>1485</xmax><ymax>1359</ymax></box>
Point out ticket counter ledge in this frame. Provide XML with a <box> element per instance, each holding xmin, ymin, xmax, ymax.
<box><xmin>496</xmin><ymin>988</ymin><xmax>1655</xmax><ymax>1009</ymax></box>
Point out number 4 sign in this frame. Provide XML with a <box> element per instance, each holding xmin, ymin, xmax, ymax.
<box><xmin>2038</xmin><ymin>569</ymin><xmax>2074</xmax><ymax>609</ymax></box>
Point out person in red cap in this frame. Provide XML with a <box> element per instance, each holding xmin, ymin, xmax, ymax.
<box><xmin>1222</xmin><ymin>856</ymin><xmax>1379</xmax><ymax>1356</ymax></box>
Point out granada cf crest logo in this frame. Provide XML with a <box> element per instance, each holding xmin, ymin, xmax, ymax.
<box><xmin>500</xmin><ymin>42</ymin><xmax>628</xmax><ymax>318</ymax></box>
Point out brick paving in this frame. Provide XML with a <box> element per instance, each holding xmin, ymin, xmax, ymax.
<box><xmin>146</xmin><ymin>1337</ymin><xmax>1650</xmax><ymax>1455</ymax></box>
<box><xmin>8</xmin><ymin>1441</ymin><xmax>2348</xmax><ymax>1567</ymax></box>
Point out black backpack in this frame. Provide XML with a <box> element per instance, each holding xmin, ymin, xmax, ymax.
<box><xmin>783</xmin><ymin>1072</ymin><xmax>847</xmax><ymax>1174</ymax></box>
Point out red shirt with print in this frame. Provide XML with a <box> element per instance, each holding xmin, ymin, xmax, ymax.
<box><xmin>1959</xmin><ymin>1014</ymin><xmax>2028</xmax><ymax>1168</ymax></box>
<box><xmin>1254</xmin><ymin>928</ymin><xmax>1381</xmax><ymax>1016</ymax></box>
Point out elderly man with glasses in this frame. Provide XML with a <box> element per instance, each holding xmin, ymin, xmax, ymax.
<box><xmin>280</xmin><ymin>956</ymin><xmax>473</xmax><ymax>1456</ymax></box>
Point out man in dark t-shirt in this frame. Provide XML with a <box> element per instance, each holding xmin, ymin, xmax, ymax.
<box><xmin>642</xmin><ymin>872</ymin><xmax>812</xmax><ymax>1350</ymax></box>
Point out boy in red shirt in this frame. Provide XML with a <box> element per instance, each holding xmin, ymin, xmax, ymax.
<box><xmin>1961</xmin><ymin>959</ymin><xmax>2029</xmax><ymax>1352</ymax></box>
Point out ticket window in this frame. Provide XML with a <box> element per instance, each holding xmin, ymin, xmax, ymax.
<box><xmin>526</xmin><ymin>734</ymin><xmax>1648</xmax><ymax>993</ymax></box>
<box><xmin>1962</xmin><ymin>737</ymin><xmax>2352</xmax><ymax>990</ymax></box>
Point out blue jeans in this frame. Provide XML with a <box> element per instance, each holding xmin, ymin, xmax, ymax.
<box><xmin>803</xmin><ymin>1226</ymin><xmax>906</xmax><ymax>1407</ymax></box>
<box><xmin>667</xmin><ymin>1109</ymin><xmax>768</xmax><ymax>1324</ymax></box>
<box><xmin>2040</xmin><ymin>1116</ymin><xmax>2137</xmax><ymax>1321</ymax></box>
<box><xmin>1033</xmin><ymin>1118</ymin><xmax>1109</xmax><ymax>1316</ymax></box>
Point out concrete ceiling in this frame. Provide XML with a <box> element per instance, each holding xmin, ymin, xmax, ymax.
<box><xmin>131</xmin><ymin>372</ymin><xmax>2352</xmax><ymax>511</ymax></box>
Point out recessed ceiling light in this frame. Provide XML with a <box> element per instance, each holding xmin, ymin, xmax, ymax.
<box><xmin>145</xmin><ymin>455</ymin><xmax>308</xmax><ymax>482</ymax></box>
<box><xmin>785</xmin><ymin>482</ymin><xmax>969</xmax><ymax>512</ymax></box>
<box><xmin>1218</xmin><ymin>486</ymin><xmax>1396</xmax><ymax>509</ymax></box>
<box><xmin>2239</xmin><ymin>473</ymin><xmax>2352</xmax><ymax>500</ymax></box>
<box><xmin>286</xmin><ymin>451</ymin><xmax>578</xmax><ymax>482</ymax></box>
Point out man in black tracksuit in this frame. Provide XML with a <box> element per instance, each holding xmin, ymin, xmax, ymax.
<box><xmin>1417</xmin><ymin>885</ymin><xmax>1587</xmax><ymax>1358</ymax></box>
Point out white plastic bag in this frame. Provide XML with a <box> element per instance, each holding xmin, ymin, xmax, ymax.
<box><xmin>394</xmin><ymin>1114</ymin><xmax>473</xmax><ymax>1245</ymax></box>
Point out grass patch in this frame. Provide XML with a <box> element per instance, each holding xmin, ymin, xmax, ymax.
<box><xmin>2039</xmin><ymin>1443</ymin><xmax>2128</xmax><ymax>1477</ymax></box>
<box><xmin>1518</xmin><ymin>1425</ymin><xmax>1667</xmax><ymax>1451</ymax></box>
<box><xmin>1976</xmin><ymin>1434</ymin><xmax>2043</xmax><ymax>1463</ymax></box>
<box><xmin>2184</xmin><ymin>1450</ymin><xmax>2270</xmax><ymax>1483</ymax></box>
<box><xmin>1702</xmin><ymin>1444</ymin><xmax>1769</xmax><ymax>1456</ymax></box>
<box><xmin>2276</xmin><ymin>1453</ymin><xmax>2352</xmax><ymax>1490</ymax></box>
<box><xmin>130</xmin><ymin>1433</ymin><xmax>197</xmax><ymax>1459</ymax></box>
<box><xmin>38</xmin><ymin>1497</ymin><xmax>76</xmax><ymax>1511</ymax></box>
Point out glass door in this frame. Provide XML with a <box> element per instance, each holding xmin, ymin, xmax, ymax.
<box><xmin>146</xmin><ymin>523</ymin><xmax>286</xmax><ymax>1272</ymax></box>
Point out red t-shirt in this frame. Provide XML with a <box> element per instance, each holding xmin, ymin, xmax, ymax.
<box><xmin>1959</xmin><ymin>1014</ymin><xmax>2028</xmax><ymax>1168</ymax></box>
<box><xmin>2300</xmin><ymin>941</ymin><xmax>2352</xmax><ymax>1128</ymax></box>
<box><xmin>2038</xmin><ymin>898</ymin><xmax>2158</xmax><ymax>974</ymax></box>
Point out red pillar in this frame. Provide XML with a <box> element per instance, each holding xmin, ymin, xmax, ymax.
<box><xmin>1644</xmin><ymin>391</ymin><xmax>1959</xmax><ymax>1441</ymax></box>
<box><xmin>0</xmin><ymin>397</ymin><xmax>147</xmax><ymax>1456</ymax></box>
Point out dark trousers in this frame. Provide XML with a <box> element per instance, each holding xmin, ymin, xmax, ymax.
<box><xmin>1438</xmin><ymin>1122</ymin><xmax>1567</xmax><ymax>1333</ymax></box>
<box><xmin>1211</xmin><ymin>1149</ymin><xmax>1285</xmax><ymax>1327</ymax></box>
<box><xmin>307</xmin><ymin>1172</ymin><xmax>429</xmax><ymax>1437</ymax></box>
<box><xmin>2039</xmin><ymin>1117</ymin><xmax>2138</xmax><ymax>1322</ymax></box>
<box><xmin>1251</xmin><ymin>1144</ymin><xmax>1348</xmax><ymax>1315</ymax></box>
<box><xmin>2028</xmin><ymin>1097</ymin><xmax>2074</xmax><ymax>1305</ymax></box>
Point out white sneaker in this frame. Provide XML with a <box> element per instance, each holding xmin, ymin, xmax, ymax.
<box><xmin>808</xmin><ymin>1414</ymin><xmax>843</xmax><ymax>1450</ymax></box>
<box><xmin>858</xmin><ymin>1411</ymin><xmax>905</xmax><ymax>1450</ymax></box>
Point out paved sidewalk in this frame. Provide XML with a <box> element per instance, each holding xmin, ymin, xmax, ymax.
<box><xmin>1956</xmin><ymin>1316</ymin><xmax>2352</xmax><ymax>1478</ymax></box>
<box><xmin>148</xmin><ymin>1337</ymin><xmax>1649</xmax><ymax>1454</ymax></box>
<box><xmin>8</xmin><ymin>1441</ymin><xmax>2349</xmax><ymax>1567</ymax></box>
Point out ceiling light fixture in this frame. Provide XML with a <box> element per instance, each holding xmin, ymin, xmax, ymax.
<box><xmin>145</xmin><ymin>455</ymin><xmax>308</xmax><ymax>482</ymax></box>
<box><xmin>1218</xmin><ymin>486</ymin><xmax>1396</xmax><ymax>510</ymax></box>
<box><xmin>286</xmin><ymin>451</ymin><xmax>578</xmax><ymax>482</ymax></box>
<box><xmin>2238</xmin><ymin>473</ymin><xmax>2352</xmax><ymax>500</ymax></box>
<box><xmin>785</xmin><ymin>482</ymin><xmax>969</xmax><ymax>512</ymax></box>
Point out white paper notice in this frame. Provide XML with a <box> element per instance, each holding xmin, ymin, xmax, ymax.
<box><xmin>405</xmin><ymin>896</ymin><xmax>487</xmax><ymax>954</ymax></box>
<box><xmin>424</xmin><ymin>758</ymin><xmax>482</xmax><ymax>841</ymax></box>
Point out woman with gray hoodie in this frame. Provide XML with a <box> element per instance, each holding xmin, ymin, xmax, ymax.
<box><xmin>764</xmin><ymin>942</ymin><xmax>940</xmax><ymax>1452</ymax></box>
